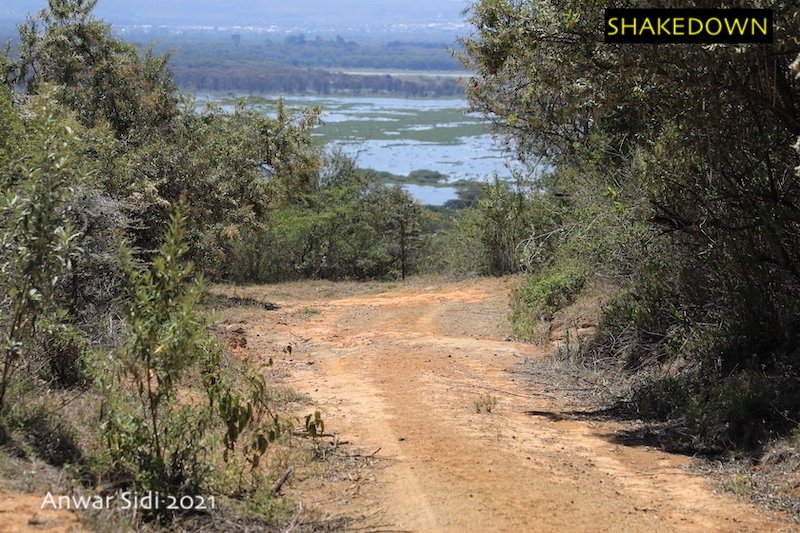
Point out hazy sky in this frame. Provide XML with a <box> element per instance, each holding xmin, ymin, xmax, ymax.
<box><xmin>1</xmin><ymin>1</ymin><xmax>473</xmax><ymax>32</ymax></box>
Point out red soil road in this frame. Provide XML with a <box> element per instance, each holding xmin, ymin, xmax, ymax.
<box><xmin>224</xmin><ymin>276</ymin><xmax>796</xmax><ymax>532</ymax></box>
<box><xmin>0</xmin><ymin>491</ymin><xmax>86</xmax><ymax>533</ymax></box>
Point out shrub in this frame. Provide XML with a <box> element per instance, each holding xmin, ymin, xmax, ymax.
<box><xmin>225</xmin><ymin>154</ymin><xmax>427</xmax><ymax>283</ymax></box>
<box><xmin>434</xmin><ymin>179</ymin><xmax>543</xmax><ymax>277</ymax></box>
<box><xmin>631</xmin><ymin>369</ymin><xmax>800</xmax><ymax>451</ymax></box>
<box><xmin>38</xmin><ymin>322</ymin><xmax>92</xmax><ymax>388</ymax></box>
<box><xmin>99</xmin><ymin>204</ymin><xmax>281</xmax><ymax>505</ymax></box>
<box><xmin>511</xmin><ymin>262</ymin><xmax>587</xmax><ymax>340</ymax></box>
<box><xmin>0</xmin><ymin>90</ymin><xmax>83</xmax><ymax>415</ymax></box>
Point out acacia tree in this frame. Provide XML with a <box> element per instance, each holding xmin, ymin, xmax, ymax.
<box><xmin>16</xmin><ymin>0</ymin><xmax>179</xmax><ymax>141</ymax></box>
<box><xmin>370</xmin><ymin>185</ymin><xmax>424</xmax><ymax>280</ymax></box>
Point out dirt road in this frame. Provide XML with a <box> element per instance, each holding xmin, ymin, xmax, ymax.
<box><xmin>223</xmin><ymin>276</ymin><xmax>795</xmax><ymax>532</ymax></box>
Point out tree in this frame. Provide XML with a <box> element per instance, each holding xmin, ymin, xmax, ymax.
<box><xmin>10</xmin><ymin>0</ymin><xmax>325</xmax><ymax>280</ymax></box>
<box><xmin>17</xmin><ymin>0</ymin><xmax>180</xmax><ymax>140</ymax></box>
<box><xmin>370</xmin><ymin>185</ymin><xmax>424</xmax><ymax>280</ymax></box>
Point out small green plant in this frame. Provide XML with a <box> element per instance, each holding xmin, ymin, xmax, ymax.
<box><xmin>99</xmin><ymin>203</ymin><xmax>218</xmax><ymax>496</ymax></box>
<box><xmin>292</xmin><ymin>307</ymin><xmax>320</xmax><ymax>318</ymax></box>
<box><xmin>0</xmin><ymin>95</ymin><xmax>83</xmax><ymax>416</ymax></box>
<box><xmin>473</xmin><ymin>394</ymin><xmax>498</xmax><ymax>413</ymax></box>
<box><xmin>208</xmin><ymin>365</ymin><xmax>283</xmax><ymax>471</ymax></box>
<box><xmin>553</xmin><ymin>326</ymin><xmax>584</xmax><ymax>362</ymax></box>
<box><xmin>725</xmin><ymin>470</ymin><xmax>756</xmax><ymax>498</ymax></box>
<box><xmin>304</xmin><ymin>410</ymin><xmax>325</xmax><ymax>437</ymax></box>
<box><xmin>99</xmin><ymin>203</ymin><xmax>282</xmax><ymax>506</ymax></box>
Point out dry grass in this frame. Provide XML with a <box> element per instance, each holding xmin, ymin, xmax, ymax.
<box><xmin>209</xmin><ymin>273</ymin><xmax>475</xmax><ymax>307</ymax></box>
<box><xmin>519</xmin><ymin>282</ymin><xmax>800</xmax><ymax>522</ymax></box>
<box><xmin>473</xmin><ymin>394</ymin><xmax>498</xmax><ymax>413</ymax></box>
<box><xmin>692</xmin><ymin>433</ymin><xmax>800</xmax><ymax>522</ymax></box>
<box><xmin>209</xmin><ymin>279</ymin><xmax>395</xmax><ymax>306</ymax></box>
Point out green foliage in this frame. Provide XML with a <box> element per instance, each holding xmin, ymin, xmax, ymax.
<box><xmin>475</xmin><ymin>180</ymin><xmax>533</xmax><ymax>276</ymax></box>
<box><xmin>13</xmin><ymin>7</ymin><xmax>159</xmax><ymax>139</ymax></box>
<box><xmin>512</xmin><ymin>262</ymin><xmax>587</xmax><ymax>340</ymax></box>
<box><xmin>463</xmin><ymin>0</ymin><xmax>800</xmax><ymax>449</ymax></box>
<box><xmin>208</xmin><ymin>366</ymin><xmax>283</xmax><ymax>472</ymax></box>
<box><xmin>435</xmin><ymin>180</ymin><xmax>540</xmax><ymax>277</ymax></box>
<box><xmin>226</xmin><ymin>152</ymin><xmax>428</xmax><ymax>283</ymax></box>
<box><xmin>631</xmin><ymin>369</ymin><xmax>800</xmax><ymax>451</ymax></box>
<box><xmin>0</xmin><ymin>0</ymin><xmax>382</xmax><ymax>525</ymax></box>
<box><xmin>38</xmin><ymin>321</ymin><xmax>91</xmax><ymax>387</ymax></box>
<box><xmin>8</xmin><ymin>0</ymin><xmax>327</xmax><ymax>281</ymax></box>
<box><xmin>0</xmin><ymin>86</ymin><xmax>21</xmax><ymax>152</ymax></box>
<box><xmin>99</xmin><ymin>204</ymin><xmax>217</xmax><ymax>495</ymax></box>
<box><xmin>0</xmin><ymin>91</ymin><xmax>83</xmax><ymax>414</ymax></box>
<box><xmin>99</xmin><ymin>205</ymin><xmax>280</xmax><ymax>501</ymax></box>
<box><xmin>372</xmin><ymin>183</ymin><xmax>425</xmax><ymax>280</ymax></box>
<box><xmin>17</xmin><ymin>0</ymin><xmax>179</xmax><ymax>140</ymax></box>
<box><xmin>464</xmin><ymin>0</ymin><xmax>800</xmax><ymax>361</ymax></box>
<box><xmin>140</xmin><ymin>97</ymin><xmax>322</xmax><ymax>275</ymax></box>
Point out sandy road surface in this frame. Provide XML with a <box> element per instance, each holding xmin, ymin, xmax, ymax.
<box><xmin>225</xmin><ymin>276</ymin><xmax>796</xmax><ymax>533</ymax></box>
<box><xmin>0</xmin><ymin>492</ymin><xmax>86</xmax><ymax>533</ymax></box>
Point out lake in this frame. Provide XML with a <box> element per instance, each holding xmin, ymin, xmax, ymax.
<box><xmin>194</xmin><ymin>93</ymin><xmax>523</xmax><ymax>204</ymax></box>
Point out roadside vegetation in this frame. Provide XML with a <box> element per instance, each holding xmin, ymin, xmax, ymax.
<box><xmin>0</xmin><ymin>0</ymin><xmax>436</xmax><ymax>529</ymax></box>
<box><xmin>5</xmin><ymin>0</ymin><xmax>800</xmax><ymax>527</ymax></box>
<box><xmin>449</xmin><ymin>0</ymin><xmax>800</xmax><ymax>517</ymax></box>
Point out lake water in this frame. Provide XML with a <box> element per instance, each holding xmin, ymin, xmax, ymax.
<box><xmin>194</xmin><ymin>93</ymin><xmax>523</xmax><ymax>204</ymax></box>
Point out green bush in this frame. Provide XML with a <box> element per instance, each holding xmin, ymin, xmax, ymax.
<box><xmin>462</xmin><ymin>0</ymin><xmax>800</xmax><ymax>453</ymax></box>
<box><xmin>99</xmin><ymin>205</ymin><xmax>281</xmax><ymax>504</ymax></box>
<box><xmin>39</xmin><ymin>322</ymin><xmax>91</xmax><ymax>388</ymax></box>
<box><xmin>631</xmin><ymin>369</ymin><xmax>800</xmax><ymax>451</ymax></box>
<box><xmin>0</xmin><ymin>90</ymin><xmax>84</xmax><ymax>415</ymax></box>
<box><xmin>225</xmin><ymin>154</ymin><xmax>427</xmax><ymax>283</ymax></box>
<box><xmin>433</xmin><ymin>179</ymin><xmax>545</xmax><ymax>277</ymax></box>
<box><xmin>511</xmin><ymin>262</ymin><xmax>587</xmax><ymax>340</ymax></box>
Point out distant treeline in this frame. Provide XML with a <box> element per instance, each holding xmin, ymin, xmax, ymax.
<box><xmin>171</xmin><ymin>63</ymin><xmax>465</xmax><ymax>96</ymax></box>
<box><xmin>136</xmin><ymin>32</ymin><xmax>464</xmax><ymax>71</ymax></box>
<box><xmin>123</xmin><ymin>32</ymin><xmax>467</xmax><ymax>96</ymax></box>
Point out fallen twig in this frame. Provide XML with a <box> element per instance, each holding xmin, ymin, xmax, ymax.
<box><xmin>292</xmin><ymin>430</ymin><xmax>337</xmax><ymax>438</ymax></box>
<box><xmin>286</xmin><ymin>328</ymin><xmax>312</xmax><ymax>342</ymax></box>
<box><xmin>462</xmin><ymin>380</ymin><xmax>559</xmax><ymax>401</ymax></box>
<box><xmin>269</xmin><ymin>466</ymin><xmax>294</xmax><ymax>496</ymax></box>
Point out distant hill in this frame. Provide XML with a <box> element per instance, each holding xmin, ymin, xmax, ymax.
<box><xmin>0</xmin><ymin>0</ymin><xmax>471</xmax><ymax>35</ymax></box>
